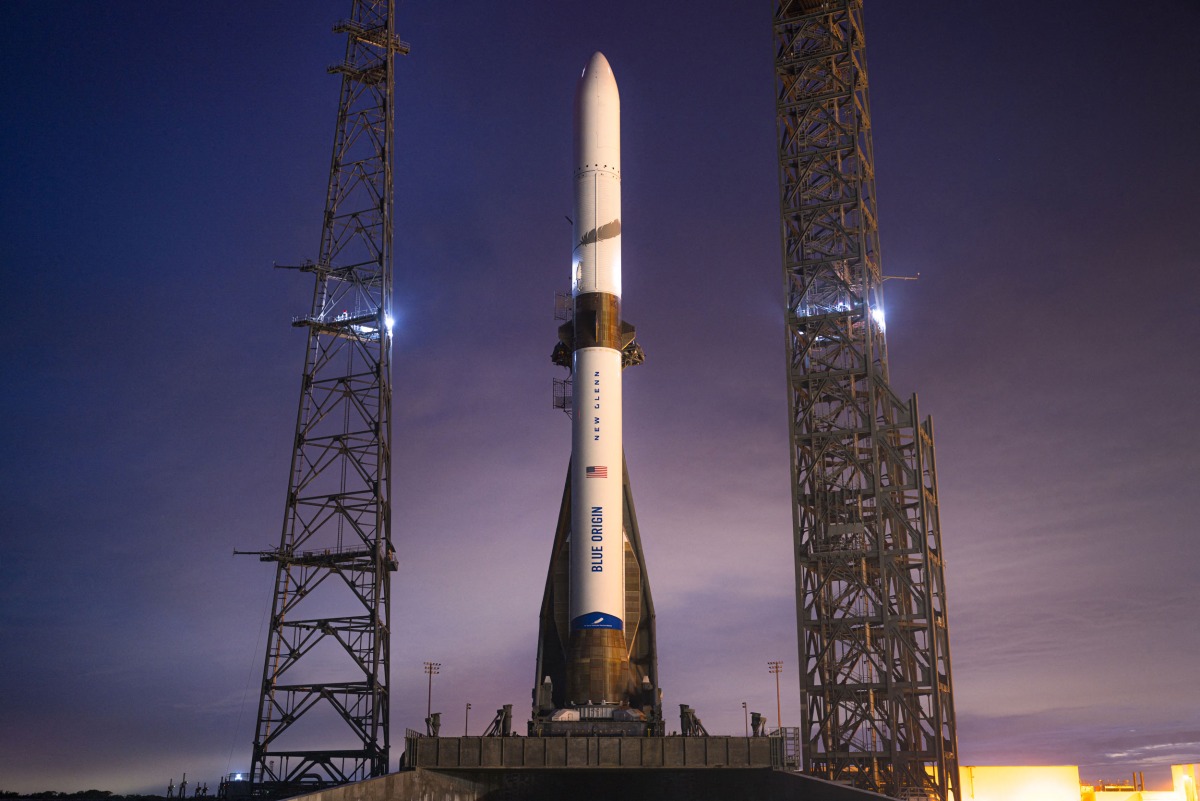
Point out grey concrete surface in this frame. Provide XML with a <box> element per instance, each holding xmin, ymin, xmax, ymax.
<box><xmin>292</xmin><ymin>764</ymin><xmax>895</xmax><ymax>801</ymax></box>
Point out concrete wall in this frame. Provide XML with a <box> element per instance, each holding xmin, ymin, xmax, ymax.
<box><xmin>407</xmin><ymin>735</ymin><xmax>775</xmax><ymax>769</ymax></box>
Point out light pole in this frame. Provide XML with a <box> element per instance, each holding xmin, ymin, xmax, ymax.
<box><xmin>767</xmin><ymin>660</ymin><xmax>783</xmax><ymax>731</ymax></box>
<box><xmin>465</xmin><ymin>702</ymin><xmax>471</xmax><ymax>736</ymax></box>
<box><xmin>742</xmin><ymin>701</ymin><xmax>749</xmax><ymax>737</ymax></box>
<box><xmin>424</xmin><ymin>662</ymin><xmax>441</xmax><ymax>719</ymax></box>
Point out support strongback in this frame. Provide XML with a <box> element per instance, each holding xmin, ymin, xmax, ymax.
<box><xmin>532</xmin><ymin>456</ymin><xmax>661</xmax><ymax>734</ymax></box>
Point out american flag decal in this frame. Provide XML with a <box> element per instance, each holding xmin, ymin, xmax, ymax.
<box><xmin>585</xmin><ymin>465</ymin><xmax>608</xmax><ymax>479</ymax></box>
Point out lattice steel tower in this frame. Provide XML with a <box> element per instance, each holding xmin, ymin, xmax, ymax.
<box><xmin>773</xmin><ymin>2</ymin><xmax>959</xmax><ymax>799</ymax></box>
<box><xmin>247</xmin><ymin>1</ymin><xmax>407</xmax><ymax>793</ymax></box>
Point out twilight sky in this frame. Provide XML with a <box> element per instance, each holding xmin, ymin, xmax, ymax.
<box><xmin>2</xmin><ymin>0</ymin><xmax>1198</xmax><ymax>794</ymax></box>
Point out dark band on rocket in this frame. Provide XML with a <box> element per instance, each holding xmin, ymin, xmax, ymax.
<box><xmin>572</xmin><ymin>292</ymin><xmax>621</xmax><ymax>351</ymax></box>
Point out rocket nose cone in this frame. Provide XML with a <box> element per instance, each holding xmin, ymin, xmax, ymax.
<box><xmin>582</xmin><ymin>51</ymin><xmax>612</xmax><ymax>80</ymax></box>
<box><xmin>577</xmin><ymin>51</ymin><xmax>619</xmax><ymax>100</ymax></box>
<box><xmin>573</xmin><ymin>51</ymin><xmax>620</xmax><ymax>172</ymax></box>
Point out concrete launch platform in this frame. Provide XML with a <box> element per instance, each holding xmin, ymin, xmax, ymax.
<box><xmin>293</xmin><ymin>768</ymin><xmax>890</xmax><ymax>801</ymax></box>
<box><xmin>405</xmin><ymin>734</ymin><xmax>778</xmax><ymax>770</ymax></box>
<box><xmin>286</xmin><ymin>737</ymin><xmax>892</xmax><ymax>801</ymax></box>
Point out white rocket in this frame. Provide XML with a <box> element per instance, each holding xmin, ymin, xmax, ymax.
<box><xmin>535</xmin><ymin>52</ymin><xmax>657</xmax><ymax>722</ymax></box>
<box><xmin>565</xmin><ymin>52</ymin><xmax>633</xmax><ymax>704</ymax></box>
<box><xmin>570</xmin><ymin>51</ymin><xmax>624</xmax><ymax>631</ymax></box>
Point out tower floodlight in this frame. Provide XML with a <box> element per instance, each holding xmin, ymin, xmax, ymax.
<box><xmin>424</xmin><ymin>662</ymin><xmax>441</xmax><ymax>719</ymax></box>
<box><xmin>767</xmin><ymin>660</ymin><xmax>784</xmax><ymax>731</ymax></box>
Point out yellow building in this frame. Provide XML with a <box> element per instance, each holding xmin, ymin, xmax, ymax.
<box><xmin>958</xmin><ymin>763</ymin><xmax>1199</xmax><ymax>801</ymax></box>
<box><xmin>960</xmin><ymin>765</ymin><xmax>1082</xmax><ymax>801</ymax></box>
<box><xmin>1172</xmin><ymin>765</ymin><xmax>1198</xmax><ymax>801</ymax></box>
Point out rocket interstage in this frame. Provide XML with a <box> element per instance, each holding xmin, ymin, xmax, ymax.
<box><xmin>567</xmin><ymin>51</ymin><xmax>630</xmax><ymax>707</ymax></box>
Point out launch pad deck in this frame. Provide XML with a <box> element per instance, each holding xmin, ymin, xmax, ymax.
<box><xmin>403</xmin><ymin>734</ymin><xmax>778</xmax><ymax>771</ymax></box>
<box><xmin>289</xmin><ymin>736</ymin><xmax>889</xmax><ymax>801</ymax></box>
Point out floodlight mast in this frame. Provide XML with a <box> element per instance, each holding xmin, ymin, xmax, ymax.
<box><xmin>247</xmin><ymin>1</ymin><xmax>408</xmax><ymax>796</ymax></box>
<box><xmin>773</xmin><ymin>2</ymin><xmax>960</xmax><ymax>800</ymax></box>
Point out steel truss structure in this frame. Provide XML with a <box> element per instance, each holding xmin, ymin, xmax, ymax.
<box><xmin>773</xmin><ymin>2</ymin><xmax>959</xmax><ymax>799</ymax></box>
<box><xmin>248</xmin><ymin>1</ymin><xmax>407</xmax><ymax>794</ymax></box>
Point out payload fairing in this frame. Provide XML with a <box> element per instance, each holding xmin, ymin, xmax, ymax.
<box><xmin>533</xmin><ymin>52</ymin><xmax>660</xmax><ymax>736</ymax></box>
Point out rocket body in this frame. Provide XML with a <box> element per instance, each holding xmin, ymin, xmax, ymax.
<box><xmin>533</xmin><ymin>52</ymin><xmax>657</xmax><ymax>726</ymax></box>
<box><xmin>566</xmin><ymin>52</ymin><xmax>631</xmax><ymax>705</ymax></box>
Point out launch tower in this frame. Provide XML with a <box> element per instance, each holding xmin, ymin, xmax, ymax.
<box><xmin>773</xmin><ymin>2</ymin><xmax>960</xmax><ymax>799</ymax></box>
<box><xmin>245</xmin><ymin>1</ymin><xmax>407</xmax><ymax>794</ymax></box>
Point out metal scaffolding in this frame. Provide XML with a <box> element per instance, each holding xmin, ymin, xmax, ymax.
<box><xmin>773</xmin><ymin>2</ymin><xmax>960</xmax><ymax>799</ymax></box>
<box><xmin>247</xmin><ymin>1</ymin><xmax>407</xmax><ymax>794</ymax></box>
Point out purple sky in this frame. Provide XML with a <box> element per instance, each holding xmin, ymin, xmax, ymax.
<box><xmin>2</xmin><ymin>0</ymin><xmax>1197</xmax><ymax>794</ymax></box>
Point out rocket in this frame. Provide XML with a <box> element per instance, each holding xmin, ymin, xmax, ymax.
<box><xmin>535</xmin><ymin>52</ymin><xmax>659</xmax><ymax>728</ymax></box>
<box><xmin>567</xmin><ymin>50</ymin><xmax>629</xmax><ymax>706</ymax></box>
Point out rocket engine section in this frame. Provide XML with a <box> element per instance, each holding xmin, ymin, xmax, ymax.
<box><xmin>533</xmin><ymin>52</ymin><xmax>661</xmax><ymax>737</ymax></box>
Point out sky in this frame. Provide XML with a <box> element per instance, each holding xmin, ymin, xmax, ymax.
<box><xmin>1</xmin><ymin>0</ymin><xmax>1198</xmax><ymax>794</ymax></box>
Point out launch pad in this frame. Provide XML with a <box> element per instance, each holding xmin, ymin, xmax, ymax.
<box><xmin>289</xmin><ymin>735</ymin><xmax>890</xmax><ymax>801</ymax></box>
<box><xmin>289</xmin><ymin>765</ymin><xmax>889</xmax><ymax>801</ymax></box>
